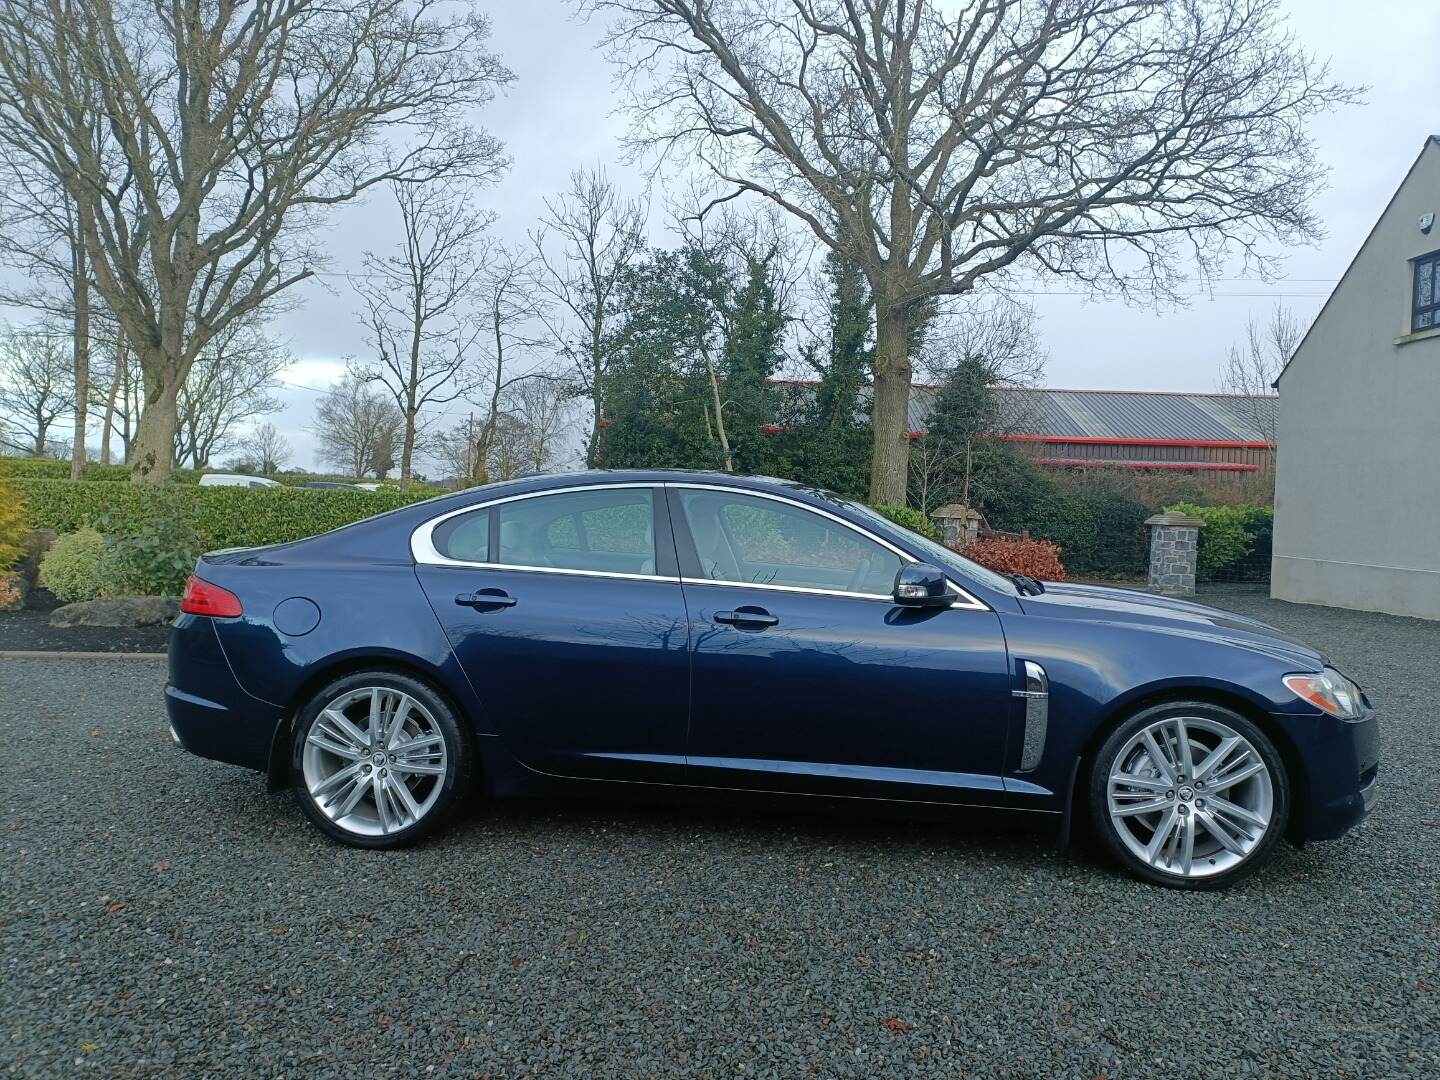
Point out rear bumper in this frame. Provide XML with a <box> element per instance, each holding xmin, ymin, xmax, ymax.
<box><xmin>1278</xmin><ymin>706</ymin><xmax>1380</xmax><ymax>842</ymax></box>
<box><xmin>166</xmin><ymin>614</ymin><xmax>281</xmax><ymax>772</ymax></box>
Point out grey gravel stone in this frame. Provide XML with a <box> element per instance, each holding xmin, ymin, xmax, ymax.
<box><xmin>48</xmin><ymin>596</ymin><xmax>179</xmax><ymax>628</ymax></box>
<box><xmin>3</xmin><ymin>594</ymin><xmax>1437</xmax><ymax>1078</ymax></box>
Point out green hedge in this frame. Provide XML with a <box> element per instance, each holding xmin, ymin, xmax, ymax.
<box><xmin>1167</xmin><ymin>502</ymin><xmax>1274</xmax><ymax>580</ymax></box>
<box><xmin>0</xmin><ymin>456</ymin><xmax>419</xmax><ymax>489</ymax></box>
<box><xmin>13</xmin><ymin>478</ymin><xmax>440</xmax><ymax>549</ymax></box>
<box><xmin>870</xmin><ymin>503</ymin><xmax>942</xmax><ymax>542</ymax></box>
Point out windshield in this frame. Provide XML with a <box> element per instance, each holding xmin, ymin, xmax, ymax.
<box><xmin>842</xmin><ymin>500</ymin><xmax>1017</xmax><ymax>594</ymax></box>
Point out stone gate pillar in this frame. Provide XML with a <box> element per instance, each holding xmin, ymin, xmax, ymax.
<box><xmin>930</xmin><ymin>504</ymin><xmax>981</xmax><ymax>547</ymax></box>
<box><xmin>1145</xmin><ymin>511</ymin><xmax>1205</xmax><ymax>596</ymax></box>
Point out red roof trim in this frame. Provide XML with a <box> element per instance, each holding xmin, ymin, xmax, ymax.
<box><xmin>1035</xmin><ymin>458</ymin><xmax>1262</xmax><ymax>473</ymax></box>
<box><xmin>1002</xmin><ymin>434</ymin><xmax>1271</xmax><ymax>450</ymax></box>
<box><xmin>765</xmin><ymin>377</ymin><xmax>1277</xmax><ymax>400</ymax></box>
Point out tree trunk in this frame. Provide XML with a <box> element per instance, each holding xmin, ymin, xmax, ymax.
<box><xmin>69</xmin><ymin>232</ymin><xmax>90</xmax><ymax>480</ymax></box>
<box><xmin>702</xmin><ymin>346</ymin><xmax>734</xmax><ymax>472</ymax></box>
<box><xmin>130</xmin><ymin>351</ymin><xmax>180</xmax><ymax>482</ymax></box>
<box><xmin>868</xmin><ymin>300</ymin><xmax>912</xmax><ymax>505</ymax></box>
<box><xmin>99</xmin><ymin>333</ymin><xmax>123</xmax><ymax>466</ymax></box>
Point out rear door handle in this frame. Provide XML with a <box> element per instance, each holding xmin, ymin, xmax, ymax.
<box><xmin>713</xmin><ymin>606</ymin><xmax>778</xmax><ymax>627</ymax></box>
<box><xmin>455</xmin><ymin>589</ymin><xmax>517</xmax><ymax>610</ymax></box>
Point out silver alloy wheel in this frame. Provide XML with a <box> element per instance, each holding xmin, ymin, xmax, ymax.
<box><xmin>1106</xmin><ymin>715</ymin><xmax>1273</xmax><ymax>879</ymax></box>
<box><xmin>301</xmin><ymin>686</ymin><xmax>448</xmax><ymax>837</ymax></box>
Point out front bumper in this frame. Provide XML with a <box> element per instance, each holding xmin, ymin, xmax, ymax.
<box><xmin>1277</xmin><ymin>704</ymin><xmax>1380</xmax><ymax>842</ymax></box>
<box><xmin>166</xmin><ymin>614</ymin><xmax>281</xmax><ymax>772</ymax></box>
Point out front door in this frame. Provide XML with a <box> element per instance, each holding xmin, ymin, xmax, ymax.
<box><xmin>669</xmin><ymin>486</ymin><xmax>1012</xmax><ymax>803</ymax></box>
<box><xmin>414</xmin><ymin>485</ymin><xmax>690</xmax><ymax>784</ymax></box>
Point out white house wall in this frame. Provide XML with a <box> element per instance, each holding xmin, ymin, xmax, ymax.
<box><xmin>1273</xmin><ymin>140</ymin><xmax>1440</xmax><ymax>619</ymax></box>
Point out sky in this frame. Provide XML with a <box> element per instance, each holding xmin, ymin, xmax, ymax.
<box><xmin>8</xmin><ymin>0</ymin><xmax>1440</xmax><ymax>472</ymax></box>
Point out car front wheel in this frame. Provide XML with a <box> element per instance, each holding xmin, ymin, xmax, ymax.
<box><xmin>1090</xmin><ymin>702</ymin><xmax>1289</xmax><ymax>889</ymax></box>
<box><xmin>291</xmin><ymin>671</ymin><xmax>474</xmax><ymax>848</ymax></box>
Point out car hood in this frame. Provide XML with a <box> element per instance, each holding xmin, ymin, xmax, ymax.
<box><xmin>1018</xmin><ymin>582</ymin><xmax>1326</xmax><ymax>668</ymax></box>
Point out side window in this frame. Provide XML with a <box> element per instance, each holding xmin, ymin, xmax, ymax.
<box><xmin>678</xmin><ymin>489</ymin><xmax>902</xmax><ymax>596</ymax></box>
<box><xmin>432</xmin><ymin>509</ymin><xmax>491</xmax><ymax>563</ymax></box>
<box><xmin>1414</xmin><ymin>250</ymin><xmax>1440</xmax><ymax>332</ymax></box>
<box><xmin>497</xmin><ymin>489</ymin><xmax>657</xmax><ymax>576</ymax></box>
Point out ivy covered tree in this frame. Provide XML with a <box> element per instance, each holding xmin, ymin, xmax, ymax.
<box><xmin>719</xmin><ymin>255</ymin><xmax>785</xmax><ymax>474</ymax></box>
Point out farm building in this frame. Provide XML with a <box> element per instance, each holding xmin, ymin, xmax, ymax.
<box><xmin>768</xmin><ymin>380</ymin><xmax>1277</xmax><ymax>475</ymax></box>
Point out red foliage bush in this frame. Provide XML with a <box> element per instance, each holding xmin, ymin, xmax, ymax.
<box><xmin>956</xmin><ymin>537</ymin><xmax>1067</xmax><ymax>581</ymax></box>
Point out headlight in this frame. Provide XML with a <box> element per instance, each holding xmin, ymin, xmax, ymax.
<box><xmin>1283</xmin><ymin>667</ymin><xmax>1365</xmax><ymax>720</ymax></box>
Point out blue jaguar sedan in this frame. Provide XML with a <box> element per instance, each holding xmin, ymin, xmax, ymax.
<box><xmin>166</xmin><ymin>470</ymin><xmax>1378</xmax><ymax>888</ymax></box>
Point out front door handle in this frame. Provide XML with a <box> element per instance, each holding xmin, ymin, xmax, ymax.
<box><xmin>456</xmin><ymin>589</ymin><xmax>517</xmax><ymax>610</ymax></box>
<box><xmin>713</xmin><ymin>606</ymin><xmax>778</xmax><ymax>628</ymax></box>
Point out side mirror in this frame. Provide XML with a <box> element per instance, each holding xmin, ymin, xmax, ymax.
<box><xmin>892</xmin><ymin>563</ymin><xmax>958</xmax><ymax>608</ymax></box>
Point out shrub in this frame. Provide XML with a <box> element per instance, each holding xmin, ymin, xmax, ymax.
<box><xmin>870</xmin><ymin>503</ymin><xmax>942</xmax><ymax>542</ymax></box>
<box><xmin>1167</xmin><ymin>502</ymin><xmax>1274</xmax><ymax>580</ymax></box>
<box><xmin>95</xmin><ymin>485</ymin><xmax>206</xmax><ymax>596</ymax></box>
<box><xmin>0</xmin><ymin>481</ymin><xmax>25</xmax><ymax>570</ymax></box>
<box><xmin>984</xmin><ymin>462</ymin><xmax>1150</xmax><ymax>578</ymax></box>
<box><xmin>40</xmin><ymin>528</ymin><xmax>127</xmax><ymax>602</ymax></box>
<box><xmin>960</xmin><ymin>537</ymin><xmax>1067</xmax><ymax>581</ymax></box>
<box><xmin>10</xmin><ymin>478</ymin><xmax>439</xmax><ymax>549</ymax></box>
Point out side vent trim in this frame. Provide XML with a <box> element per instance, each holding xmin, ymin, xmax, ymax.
<box><xmin>1012</xmin><ymin>661</ymin><xmax>1050</xmax><ymax>772</ymax></box>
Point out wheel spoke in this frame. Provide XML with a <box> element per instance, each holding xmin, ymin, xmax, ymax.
<box><xmin>387</xmin><ymin>774</ymin><xmax>422</xmax><ymax>821</ymax></box>
<box><xmin>332</xmin><ymin>772</ymin><xmax>371</xmax><ymax>817</ymax></box>
<box><xmin>1193</xmin><ymin>736</ymin><xmax>1241</xmax><ymax>782</ymax></box>
<box><xmin>319</xmin><ymin>709</ymin><xmax>369</xmax><ymax>752</ymax></box>
<box><xmin>1112</xmin><ymin>796</ymin><xmax>1171</xmax><ymax>817</ymax></box>
<box><xmin>391</xmin><ymin>758</ymin><xmax>445</xmax><ymax>776</ymax></box>
<box><xmin>385</xmin><ymin>695</ymin><xmax>415</xmax><ymax>750</ymax></box>
<box><xmin>1140</xmin><ymin>730</ymin><xmax>1176</xmax><ymax>784</ymax></box>
<box><xmin>1196</xmin><ymin>809</ymin><xmax>1247</xmax><ymax>855</ymax></box>
<box><xmin>1208</xmin><ymin>758</ymin><xmax>1266</xmax><ymax>791</ymax></box>
<box><xmin>373</xmin><ymin>774</ymin><xmax>394</xmax><ymax>833</ymax></box>
<box><xmin>1178</xmin><ymin>813</ymin><xmax>1196</xmax><ymax>875</ymax></box>
<box><xmin>1207</xmin><ymin>795</ymin><xmax>1267</xmax><ymax>833</ymax></box>
<box><xmin>312</xmin><ymin>762</ymin><xmax>362</xmax><ymax>798</ymax></box>
<box><xmin>1111</xmin><ymin>772</ymin><xmax>1171</xmax><ymax>793</ymax></box>
<box><xmin>307</xmin><ymin>731</ymin><xmax>364</xmax><ymax>760</ymax></box>
<box><xmin>1144</xmin><ymin>806</ymin><xmax>1180</xmax><ymax>865</ymax></box>
<box><xmin>1172</xmin><ymin>717</ymin><xmax>1195</xmax><ymax>779</ymax></box>
<box><xmin>367</xmin><ymin>688</ymin><xmax>383</xmax><ymax>743</ymax></box>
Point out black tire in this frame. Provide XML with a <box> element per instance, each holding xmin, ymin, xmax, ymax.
<box><xmin>1089</xmin><ymin>700</ymin><xmax>1289</xmax><ymax>890</ymax></box>
<box><xmin>290</xmin><ymin>670</ymin><xmax>475</xmax><ymax>849</ymax></box>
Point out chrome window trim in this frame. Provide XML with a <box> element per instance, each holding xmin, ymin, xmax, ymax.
<box><xmin>667</xmin><ymin>483</ymin><xmax>990</xmax><ymax>611</ymax></box>
<box><xmin>410</xmin><ymin>482</ymin><xmax>662</xmax><ymax>573</ymax></box>
<box><xmin>409</xmin><ymin>479</ymin><xmax>991</xmax><ymax>610</ymax></box>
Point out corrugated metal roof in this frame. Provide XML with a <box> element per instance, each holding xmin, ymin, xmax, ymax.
<box><xmin>770</xmin><ymin>380</ymin><xmax>1276</xmax><ymax>443</ymax></box>
<box><xmin>905</xmin><ymin>386</ymin><xmax>1275</xmax><ymax>443</ymax></box>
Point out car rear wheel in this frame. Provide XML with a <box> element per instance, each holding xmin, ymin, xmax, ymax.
<box><xmin>291</xmin><ymin>671</ymin><xmax>474</xmax><ymax>848</ymax></box>
<box><xmin>1090</xmin><ymin>702</ymin><xmax>1289</xmax><ymax>889</ymax></box>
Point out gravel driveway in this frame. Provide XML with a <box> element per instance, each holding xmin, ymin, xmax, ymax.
<box><xmin>3</xmin><ymin>595</ymin><xmax>1437</xmax><ymax>1078</ymax></box>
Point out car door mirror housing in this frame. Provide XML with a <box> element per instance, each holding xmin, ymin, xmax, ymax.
<box><xmin>892</xmin><ymin>563</ymin><xmax>958</xmax><ymax>607</ymax></box>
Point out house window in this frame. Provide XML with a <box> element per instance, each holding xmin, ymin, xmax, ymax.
<box><xmin>1415</xmin><ymin>250</ymin><xmax>1440</xmax><ymax>332</ymax></box>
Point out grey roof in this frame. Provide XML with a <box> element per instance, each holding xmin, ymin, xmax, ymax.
<box><xmin>769</xmin><ymin>381</ymin><xmax>1274</xmax><ymax>443</ymax></box>
<box><xmin>926</xmin><ymin>387</ymin><xmax>1277</xmax><ymax>443</ymax></box>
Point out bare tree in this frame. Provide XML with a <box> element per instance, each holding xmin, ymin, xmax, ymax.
<box><xmin>0</xmin><ymin>0</ymin><xmax>511</xmax><ymax>481</ymax></box>
<box><xmin>532</xmin><ymin>167</ymin><xmax>649</xmax><ymax>465</ymax></box>
<box><xmin>352</xmin><ymin>180</ymin><xmax>496</xmax><ymax>485</ymax></box>
<box><xmin>311</xmin><ymin>375</ymin><xmax>404</xmax><ymax>480</ymax></box>
<box><xmin>0</xmin><ymin>323</ymin><xmax>74</xmax><ymax>456</ymax></box>
<box><xmin>1218</xmin><ymin>305</ymin><xmax>1299</xmax><ymax>448</ymax></box>
<box><xmin>175</xmin><ymin>323</ymin><xmax>291</xmax><ymax>469</ymax></box>
<box><xmin>587</xmin><ymin>0</ymin><xmax>1356</xmax><ymax>502</ymax></box>
<box><xmin>238</xmin><ymin>423</ymin><xmax>291</xmax><ymax>478</ymax></box>
<box><xmin>0</xmin><ymin>153</ymin><xmax>99</xmax><ymax>478</ymax></box>
<box><xmin>503</xmin><ymin>376</ymin><xmax>575</xmax><ymax>475</ymax></box>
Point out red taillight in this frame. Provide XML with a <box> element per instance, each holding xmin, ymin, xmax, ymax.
<box><xmin>180</xmin><ymin>575</ymin><xmax>243</xmax><ymax>618</ymax></box>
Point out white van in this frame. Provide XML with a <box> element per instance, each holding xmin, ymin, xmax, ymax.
<box><xmin>198</xmin><ymin>473</ymin><xmax>282</xmax><ymax>488</ymax></box>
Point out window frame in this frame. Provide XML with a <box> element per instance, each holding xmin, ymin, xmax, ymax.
<box><xmin>410</xmin><ymin>483</ymin><xmax>676</xmax><ymax>582</ymax></box>
<box><xmin>411</xmin><ymin>481</ymin><xmax>990</xmax><ymax>610</ymax></box>
<box><xmin>1413</xmin><ymin>249</ymin><xmax>1440</xmax><ymax>333</ymax></box>
<box><xmin>667</xmin><ymin>484</ymin><xmax>988</xmax><ymax>611</ymax></box>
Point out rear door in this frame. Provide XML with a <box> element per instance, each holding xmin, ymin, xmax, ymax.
<box><xmin>413</xmin><ymin>484</ymin><xmax>690</xmax><ymax>784</ymax></box>
<box><xmin>670</xmin><ymin>484</ymin><xmax>1013</xmax><ymax>803</ymax></box>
